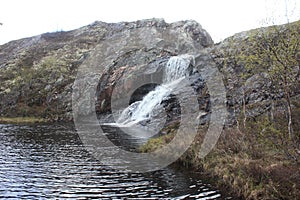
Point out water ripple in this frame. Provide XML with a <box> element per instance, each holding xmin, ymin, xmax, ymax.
<box><xmin>0</xmin><ymin>124</ymin><xmax>227</xmax><ymax>199</ymax></box>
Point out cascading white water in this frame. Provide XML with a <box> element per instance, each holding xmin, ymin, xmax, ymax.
<box><xmin>163</xmin><ymin>55</ymin><xmax>192</xmax><ymax>83</ymax></box>
<box><xmin>117</xmin><ymin>55</ymin><xmax>193</xmax><ymax>127</ymax></box>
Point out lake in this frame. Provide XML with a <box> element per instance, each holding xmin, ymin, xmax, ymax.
<box><xmin>0</xmin><ymin>123</ymin><xmax>232</xmax><ymax>199</ymax></box>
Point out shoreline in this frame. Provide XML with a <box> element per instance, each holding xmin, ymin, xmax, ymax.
<box><xmin>140</xmin><ymin>127</ymin><xmax>300</xmax><ymax>200</ymax></box>
<box><xmin>1</xmin><ymin>117</ymin><xmax>298</xmax><ymax>199</ymax></box>
<box><xmin>0</xmin><ymin>117</ymin><xmax>50</xmax><ymax>124</ymax></box>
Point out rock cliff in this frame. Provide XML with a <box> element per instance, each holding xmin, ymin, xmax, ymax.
<box><xmin>0</xmin><ymin>18</ymin><xmax>299</xmax><ymax>127</ymax></box>
<box><xmin>0</xmin><ymin>19</ymin><xmax>214</xmax><ymax>121</ymax></box>
<box><xmin>1</xmin><ymin>18</ymin><xmax>299</xmax><ymax>200</ymax></box>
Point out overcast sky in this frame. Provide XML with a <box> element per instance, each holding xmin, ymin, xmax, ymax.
<box><xmin>0</xmin><ymin>0</ymin><xmax>299</xmax><ymax>45</ymax></box>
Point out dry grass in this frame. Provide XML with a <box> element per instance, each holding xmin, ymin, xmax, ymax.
<box><xmin>141</xmin><ymin>123</ymin><xmax>299</xmax><ymax>200</ymax></box>
<box><xmin>0</xmin><ymin>117</ymin><xmax>48</xmax><ymax>124</ymax></box>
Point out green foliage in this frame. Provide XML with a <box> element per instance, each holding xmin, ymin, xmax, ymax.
<box><xmin>245</xmin><ymin>22</ymin><xmax>299</xmax><ymax>138</ymax></box>
<box><xmin>245</xmin><ymin>113</ymin><xmax>299</xmax><ymax>162</ymax></box>
<box><xmin>0</xmin><ymin>55</ymin><xmax>71</xmax><ymax>118</ymax></box>
<box><xmin>139</xmin><ymin>137</ymin><xmax>164</xmax><ymax>153</ymax></box>
<box><xmin>221</xmin><ymin>21</ymin><xmax>300</xmax><ymax>139</ymax></box>
<box><xmin>139</xmin><ymin>133</ymin><xmax>175</xmax><ymax>153</ymax></box>
<box><xmin>220</xmin><ymin>21</ymin><xmax>300</xmax><ymax>83</ymax></box>
<box><xmin>241</xmin><ymin>22</ymin><xmax>299</xmax><ymax>91</ymax></box>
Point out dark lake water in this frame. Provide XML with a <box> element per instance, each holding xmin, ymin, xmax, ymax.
<box><xmin>0</xmin><ymin>123</ymin><xmax>232</xmax><ymax>199</ymax></box>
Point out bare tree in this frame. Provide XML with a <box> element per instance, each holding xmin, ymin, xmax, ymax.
<box><xmin>240</xmin><ymin>20</ymin><xmax>299</xmax><ymax>138</ymax></box>
<box><xmin>219</xmin><ymin>0</ymin><xmax>300</xmax><ymax>139</ymax></box>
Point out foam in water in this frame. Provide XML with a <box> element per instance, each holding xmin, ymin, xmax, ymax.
<box><xmin>116</xmin><ymin>54</ymin><xmax>194</xmax><ymax>129</ymax></box>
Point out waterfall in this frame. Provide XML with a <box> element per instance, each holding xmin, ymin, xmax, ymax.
<box><xmin>163</xmin><ymin>55</ymin><xmax>192</xmax><ymax>83</ymax></box>
<box><xmin>116</xmin><ymin>55</ymin><xmax>194</xmax><ymax>129</ymax></box>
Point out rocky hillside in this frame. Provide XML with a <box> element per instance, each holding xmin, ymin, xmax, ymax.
<box><xmin>0</xmin><ymin>19</ymin><xmax>213</xmax><ymax>121</ymax></box>
<box><xmin>211</xmin><ymin>20</ymin><xmax>300</xmax><ymax>129</ymax></box>
<box><xmin>0</xmin><ymin>19</ymin><xmax>300</xmax><ymax>131</ymax></box>
<box><xmin>0</xmin><ymin>18</ymin><xmax>299</xmax><ymax>126</ymax></box>
<box><xmin>1</xmin><ymin>18</ymin><xmax>299</xmax><ymax>199</ymax></box>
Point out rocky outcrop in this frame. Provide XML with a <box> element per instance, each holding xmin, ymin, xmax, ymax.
<box><xmin>210</xmin><ymin>21</ymin><xmax>300</xmax><ymax>126</ymax></box>
<box><xmin>0</xmin><ymin>19</ymin><xmax>213</xmax><ymax>121</ymax></box>
<box><xmin>0</xmin><ymin>18</ymin><xmax>299</xmax><ymax>126</ymax></box>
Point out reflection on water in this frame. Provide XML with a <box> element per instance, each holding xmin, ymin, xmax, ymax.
<box><xmin>0</xmin><ymin>124</ymin><xmax>229</xmax><ymax>199</ymax></box>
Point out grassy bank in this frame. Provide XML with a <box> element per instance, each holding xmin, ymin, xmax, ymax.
<box><xmin>0</xmin><ymin>117</ymin><xmax>48</xmax><ymax>124</ymax></box>
<box><xmin>141</xmin><ymin>118</ymin><xmax>299</xmax><ymax>199</ymax></box>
